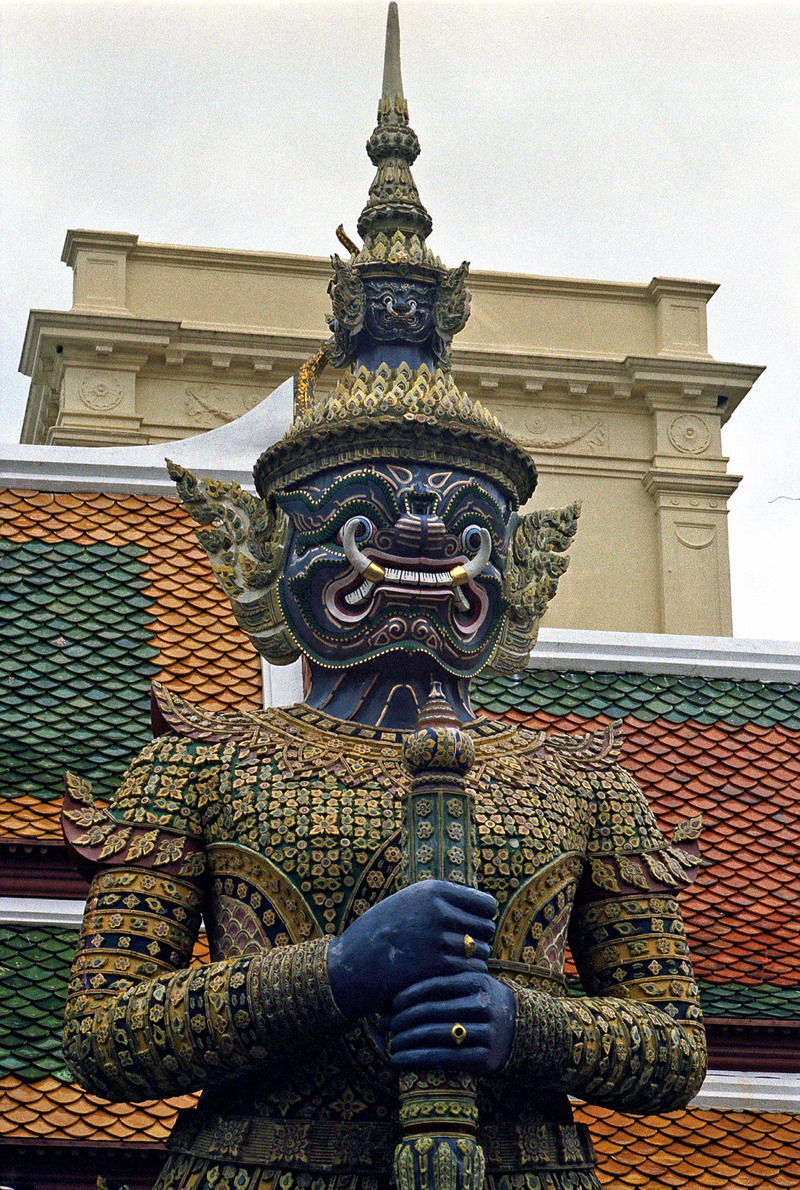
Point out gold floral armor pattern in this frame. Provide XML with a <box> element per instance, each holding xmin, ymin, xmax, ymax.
<box><xmin>63</xmin><ymin>695</ymin><xmax>706</xmax><ymax>1190</ymax></box>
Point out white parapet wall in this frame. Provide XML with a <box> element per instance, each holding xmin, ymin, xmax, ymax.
<box><xmin>531</xmin><ymin>627</ymin><xmax>800</xmax><ymax>681</ymax></box>
<box><xmin>0</xmin><ymin>375</ymin><xmax>294</xmax><ymax>494</ymax></box>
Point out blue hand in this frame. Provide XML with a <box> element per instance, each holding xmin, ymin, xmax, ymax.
<box><xmin>328</xmin><ymin>880</ymin><xmax>497</xmax><ymax>1020</ymax></box>
<box><xmin>388</xmin><ymin>971</ymin><xmax>516</xmax><ymax>1074</ymax></box>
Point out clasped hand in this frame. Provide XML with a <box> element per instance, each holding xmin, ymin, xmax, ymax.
<box><xmin>327</xmin><ymin>880</ymin><xmax>516</xmax><ymax>1074</ymax></box>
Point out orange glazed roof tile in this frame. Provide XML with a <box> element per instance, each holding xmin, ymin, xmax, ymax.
<box><xmin>575</xmin><ymin>1103</ymin><xmax>800</xmax><ymax>1188</ymax></box>
<box><xmin>0</xmin><ymin>1074</ymin><xmax>196</xmax><ymax>1143</ymax></box>
<box><xmin>0</xmin><ymin>487</ymin><xmax>262</xmax><ymax>713</ymax></box>
<box><xmin>0</xmin><ymin>794</ymin><xmax>62</xmax><ymax>840</ymax></box>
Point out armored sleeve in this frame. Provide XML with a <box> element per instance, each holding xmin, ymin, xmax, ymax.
<box><xmin>62</xmin><ymin>734</ymin><xmax>344</xmax><ymax>1102</ymax></box>
<box><xmin>503</xmin><ymin>762</ymin><xmax>707</xmax><ymax>1114</ymax></box>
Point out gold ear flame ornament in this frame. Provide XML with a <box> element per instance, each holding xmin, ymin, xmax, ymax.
<box><xmin>489</xmin><ymin>502</ymin><xmax>581</xmax><ymax>674</ymax></box>
<box><xmin>166</xmin><ymin>459</ymin><xmax>300</xmax><ymax>666</ymax></box>
<box><xmin>294</xmin><ymin>344</ymin><xmax>331</xmax><ymax>418</ymax></box>
<box><xmin>336</xmin><ymin>225</ymin><xmax>360</xmax><ymax>256</ymax></box>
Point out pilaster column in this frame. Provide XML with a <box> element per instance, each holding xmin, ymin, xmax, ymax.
<box><xmin>643</xmin><ymin>469</ymin><xmax>740</xmax><ymax>636</ymax></box>
<box><xmin>50</xmin><ymin>348</ymin><xmax>148</xmax><ymax>446</ymax></box>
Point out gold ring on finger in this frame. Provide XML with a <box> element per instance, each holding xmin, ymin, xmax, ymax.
<box><xmin>463</xmin><ymin>934</ymin><xmax>477</xmax><ymax>959</ymax></box>
<box><xmin>451</xmin><ymin>1023</ymin><xmax>467</xmax><ymax>1046</ymax></box>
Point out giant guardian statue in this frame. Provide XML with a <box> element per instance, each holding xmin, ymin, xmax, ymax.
<box><xmin>63</xmin><ymin>9</ymin><xmax>706</xmax><ymax>1190</ymax></box>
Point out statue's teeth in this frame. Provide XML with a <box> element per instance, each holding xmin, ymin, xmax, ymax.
<box><xmin>344</xmin><ymin>580</ymin><xmax>374</xmax><ymax>606</ymax></box>
<box><xmin>380</xmin><ymin>566</ymin><xmax>453</xmax><ymax>588</ymax></box>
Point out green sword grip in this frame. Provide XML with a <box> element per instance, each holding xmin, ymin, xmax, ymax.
<box><xmin>394</xmin><ymin>682</ymin><xmax>485</xmax><ymax>1190</ymax></box>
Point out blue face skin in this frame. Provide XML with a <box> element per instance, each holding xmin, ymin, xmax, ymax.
<box><xmin>357</xmin><ymin>277</ymin><xmax>438</xmax><ymax>371</ymax></box>
<box><xmin>275</xmin><ymin>461</ymin><xmax>513</xmax><ymax>684</ymax></box>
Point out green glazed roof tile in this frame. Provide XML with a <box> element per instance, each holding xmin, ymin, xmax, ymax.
<box><xmin>0</xmin><ymin>540</ymin><xmax>159</xmax><ymax>803</ymax></box>
<box><xmin>0</xmin><ymin>924</ymin><xmax>78</xmax><ymax>1081</ymax></box>
<box><xmin>696</xmin><ymin>980</ymin><xmax>800</xmax><ymax>1020</ymax></box>
<box><xmin>566</xmin><ymin>975</ymin><xmax>800</xmax><ymax>1020</ymax></box>
<box><xmin>472</xmin><ymin>669</ymin><xmax>800</xmax><ymax>729</ymax></box>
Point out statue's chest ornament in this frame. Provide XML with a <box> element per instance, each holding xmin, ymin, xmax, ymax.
<box><xmin>204</xmin><ymin>709</ymin><xmax>598</xmax><ymax>958</ymax></box>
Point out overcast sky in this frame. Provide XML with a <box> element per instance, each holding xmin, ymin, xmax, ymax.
<box><xmin>1</xmin><ymin>0</ymin><xmax>798</xmax><ymax>640</ymax></box>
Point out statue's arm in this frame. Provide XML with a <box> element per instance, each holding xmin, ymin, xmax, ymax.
<box><xmin>503</xmin><ymin>762</ymin><xmax>707</xmax><ymax>1113</ymax></box>
<box><xmin>63</xmin><ymin>869</ymin><xmax>340</xmax><ymax>1102</ymax></box>
<box><xmin>504</xmin><ymin>889</ymin><xmax>706</xmax><ymax>1112</ymax></box>
<box><xmin>62</xmin><ymin>736</ymin><xmax>344</xmax><ymax>1103</ymax></box>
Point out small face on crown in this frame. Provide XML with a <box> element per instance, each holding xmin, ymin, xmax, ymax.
<box><xmin>362</xmin><ymin>277</ymin><xmax>437</xmax><ymax>344</ymax></box>
<box><xmin>275</xmin><ymin>460</ymin><xmax>513</xmax><ymax>675</ymax></box>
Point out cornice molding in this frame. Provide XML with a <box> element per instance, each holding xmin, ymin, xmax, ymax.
<box><xmin>59</xmin><ymin>232</ymin><xmax>724</xmax><ymax>304</ymax></box>
<box><xmin>647</xmin><ymin>276</ymin><xmax>720</xmax><ymax>302</ymax></box>
<box><xmin>61</xmin><ymin>228</ymin><xmax>139</xmax><ymax>267</ymax></box>
<box><xmin>642</xmin><ymin>467</ymin><xmax>742</xmax><ymax>500</ymax></box>
<box><xmin>693</xmin><ymin>1068</ymin><xmax>800</xmax><ymax>1110</ymax></box>
<box><xmin>19</xmin><ymin>309</ymin><xmax>181</xmax><ymax>376</ymax></box>
<box><xmin>530</xmin><ymin>627</ymin><xmax>800</xmax><ymax>681</ymax></box>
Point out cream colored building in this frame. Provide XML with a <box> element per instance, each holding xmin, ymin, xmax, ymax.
<box><xmin>19</xmin><ymin>228</ymin><xmax>763</xmax><ymax>637</ymax></box>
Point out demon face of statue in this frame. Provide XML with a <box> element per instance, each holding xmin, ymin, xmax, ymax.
<box><xmin>362</xmin><ymin>277</ymin><xmax>437</xmax><ymax>344</ymax></box>
<box><xmin>275</xmin><ymin>461</ymin><xmax>513</xmax><ymax>675</ymax></box>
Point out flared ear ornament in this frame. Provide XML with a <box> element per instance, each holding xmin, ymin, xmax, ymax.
<box><xmin>489</xmin><ymin>501</ymin><xmax>581</xmax><ymax>675</ymax></box>
<box><xmin>432</xmin><ymin>261</ymin><xmax>471</xmax><ymax>369</ymax></box>
<box><xmin>327</xmin><ymin>255</ymin><xmax>366</xmax><ymax>367</ymax></box>
<box><xmin>166</xmin><ymin>459</ymin><xmax>300</xmax><ymax>666</ymax></box>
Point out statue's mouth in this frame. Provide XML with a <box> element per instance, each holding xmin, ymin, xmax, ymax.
<box><xmin>321</xmin><ymin>515</ymin><xmax>494</xmax><ymax>637</ymax></box>
<box><xmin>326</xmin><ymin>550</ymin><xmax>489</xmax><ymax>635</ymax></box>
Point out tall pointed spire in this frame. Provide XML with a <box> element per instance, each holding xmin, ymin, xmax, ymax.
<box><xmin>355</xmin><ymin>2</ymin><xmax>436</xmax><ymax>269</ymax></box>
<box><xmin>381</xmin><ymin>1</ymin><xmax>404</xmax><ymax>110</ymax></box>
<box><xmin>325</xmin><ymin>3</ymin><xmax>472</xmax><ymax>372</ymax></box>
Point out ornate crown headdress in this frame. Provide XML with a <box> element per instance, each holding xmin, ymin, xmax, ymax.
<box><xmin>173</xmin><ymin>3</ymin><xmax>578</xmax><ymax>675</ymax></box>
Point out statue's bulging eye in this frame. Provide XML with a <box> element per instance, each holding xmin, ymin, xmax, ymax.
<box><xmin>337</xmin><ymin>516</ymin><xmax>374</xmax><ymax>546</ymax></box>
<box><xmin>461</xmin><ymin>525</ymin><xmax>486</xmax><ymax>554</ymax></box>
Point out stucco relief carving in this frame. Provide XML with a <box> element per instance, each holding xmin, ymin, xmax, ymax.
<box><xmin>668</xmin><ymin>414</ymin><xmax>711</xmax><ymax>455</ymax></box>
<box><xmin>79</xmin><ymin>375</ymin><xmax>123</xmax><ymax>411</ymax></box>
<box><xmin>522</xmin><ymin>413</ymin><xmax>606</xmax><ymax>453</ymax></box>
<box><xmin>674</xmin><ymin>523</ymin><xmax>716</xmax><ymax>549</ymax></box>
<box><xmin>185</xmin><ymin>384</ymin><xmax>263</xmax><ymax>426</ymax></box>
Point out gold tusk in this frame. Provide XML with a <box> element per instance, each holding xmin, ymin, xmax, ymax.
<box><xmin>363</xmin><ymin>561</ymin><xmax>386</xmax><ymax>584</ymax></box>
<box><xmin>449</xmin><ymin>565</ymin><xmax>469</xmax><ymax>587</ymax></box>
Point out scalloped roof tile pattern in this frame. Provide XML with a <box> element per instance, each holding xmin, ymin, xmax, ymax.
<box><xmin>0</xmin><ymin>925</ymin><xmax>77</xmax><ymax>1081</ymax></box>
<box><xmin>0</xmin><ymin>488</ymin><xmax>262</xmax><ymax>837</ymax></box>
<box><xmin>0</xmin><ymin>488</ymin><xmax>262</xmax><ymax>712</ymax></box>
<box><xmin>472</xmin><ymin>671</ymin><xmax>800</xmax><ymax>1012</ymax></box>
<box><xmin>0</xmin><ymin>921</ymin><xmax>206</xmax><ymax>1143</ymax></box>
<box><xmin>0</xmin><ymin>793</ymin><xmax>63</xmax><ymax>839</ymax></box>
<box><xmin>0</xmin><ymin>539</ymin><xmax>156</xmax><ymax>806</ymax></box>
<box><xmin>473</xmin><ymin>669</ymin><xmax>800</xmax><ymax>729</ymax></box>
<box><xmin>574</xmin><ymin>1103</ymin><xmax>800</xmax><ymax>1188</ymax></box>
<box><xmin>0</xmin><ymin>1074</ymin><xmax>194</xmax><ymax>1142</ymax></box>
